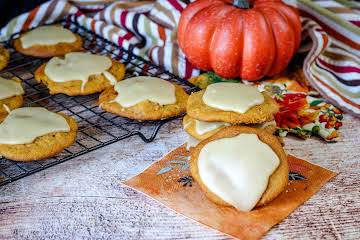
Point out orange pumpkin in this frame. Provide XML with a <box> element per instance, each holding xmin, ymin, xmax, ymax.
<box><xmin>178</xmin><ymin>0</ymin><xmax>301</xmax><ymax>81</ymax></box>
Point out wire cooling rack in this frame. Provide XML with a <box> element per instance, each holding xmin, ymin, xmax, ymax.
<box><xmin>0</xmin><ymin>20</ymin><xmax>197</xmax><ymax>187</ymax></box>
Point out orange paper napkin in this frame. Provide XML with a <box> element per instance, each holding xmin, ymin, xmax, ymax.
<box><xmin>123</xmin><ymin>144</ymin><xmax>336</xmax><ymax>239</ymax></box>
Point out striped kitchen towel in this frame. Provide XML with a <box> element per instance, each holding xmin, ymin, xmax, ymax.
<box><xmin>292</xmin><ymin>0</ymin><xmax>360</xmax><ymax>117</ymax></box>
<box><xmin>0</xmin><ymin>0</ymin><xmax>359</xmax><ymax>117</ymax></box>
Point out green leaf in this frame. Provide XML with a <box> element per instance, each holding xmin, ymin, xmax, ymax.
<box><xmin>312</xmin><ymin>125</ymin><xmax>320</xmax><ymax>135</ymax></box>
<box><xmin>205</xmin><ymin>72</ymin><xmax>241</xmax><ymax>84</ymax></box>
<box><xmin>309</xmin><ymin>99</ymin><xmax>324</xmax><ymax>107</ymax></box>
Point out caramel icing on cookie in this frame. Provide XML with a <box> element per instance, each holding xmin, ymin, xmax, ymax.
<box><xmin>0</xmin><ymin>107</ymin><xmax>70</xmax><ymax>144</ymax></box>
<box><xmin>198</xmin><ymin>133</ymin><xmax>280</xmax><ymax>211</ymax></box>
<box><xmin>113</xmin><ymin>76</ymin><xmax>176</xmax><ymax>107</ymax></box>
<box><xmin>21</xmin><ymin>26</ymin><xmax>77</xmax><ymax>49</ymax></box>
<box><xmin>202</xmin><ymin>83</ymin><xmax>264</xmax><ymax>114</ymax></box>
<box><xmin>194</xmin><ymin>120</ymin><xmax>230</xmax><ymax>135</ymax></box>
<box><xmin>44</xmin><ymin>52</ymin><xmax>116</xmax><ymax>92</ymax></box>
<box><xmin>0</xmin><ymin>77</ymin><xmax>24</xmax><ymax>100</ymax></box>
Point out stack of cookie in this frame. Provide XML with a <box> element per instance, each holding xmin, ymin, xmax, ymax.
<box><xmin>184</xmin><ymin>82</ymin><xmax>279</xmax><ymax>147</ymax></box>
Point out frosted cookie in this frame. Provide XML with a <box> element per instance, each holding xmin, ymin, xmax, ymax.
<box><xmin>190</xmin><ymin>126</ymin><xmax>288</xmax><ymax>212</ymax></box>
<box><xmin>34</xmin><ymin>52</ymin><xmax>126</xmax><ymax>96</ymax></box>
<box><xmin>0</xmin><ymin>45</ymin><xmax>10</xmax><ymax>71</ymax></box>
<box><xmin>0</xmin><ymin>107</ymin><xmax>78</xmax><ymax>161</ymax></box>
<box><xmin>187</xmin><ymin>83</ymin><xmax>279</xmax><ymax>124</ymax></box>
<box><xmin>183</xmin><ymin>115</ymin><xmax>230</xmax><ymax>141</ymax></box>
<box><xmin>13</xmin><ymin>25</ymin><xmax>82</xmax><ymax>58</ymax></box>
<box><xmin>183</xmin><ymin>115</ymin><xmax>276</xmax><ymax>141</ymax></box>
<box><xmin>0</xmin><ymin>77</ymin><xmax>25</xmax><ymax>121</ymax></box>
<box><xmin>99</xmin><ymin>76</ymin><xmax>188</xmax><ymax>121</ymax></box>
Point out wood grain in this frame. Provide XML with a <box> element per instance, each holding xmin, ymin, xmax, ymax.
<box><xmin>0</xmin><ymin>116</ymin><xmax>359</xmax><ymax>239</ymax></box>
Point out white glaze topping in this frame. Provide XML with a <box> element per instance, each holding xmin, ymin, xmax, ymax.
<box><xmin>0</xmin><ymin>107</ymin><xmax>70</xmax><ymax>144</ymax></box>
<box><xmin>113</xmin><ymin>76</ymin><xmax>176</xmax><ymax>107</ymax></box>
<box><xmin>195</xmin><ymin>120</ymin><xmax>230</xmax><ymax>135</ymax></box>
<box><xmin>21</xmin><ymin>25</ymin><xmax>76</xmax><ymax>49</ymax></box>
<box><xmin>0</xmin><ymin>77</ymin><xmax>24</xmax><ymax>100</ymax></box>
<box><xmin>202</xmin><ymin>83</ymin><xmax>264</xmax><ymax>114</ymax></box>
<box><xmin>44</xmin><ymin>52</ymin><xmax>116</xmax><ymax>92</ymax></box>
<box><xmin>198</xmin><ymin>133</ymin><xmax>280</xmax><ymax>211</ymax></box>
<box><xmin>186</xmin><ymin>134</ymin><xmax>200</xmax><ymax>151</ymax></box>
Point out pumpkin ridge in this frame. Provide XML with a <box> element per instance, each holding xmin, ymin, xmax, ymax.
<box><xmin>177</xmin><ymin>0</ymin><xmax>221</xmax><ymax>52</ymax></box>
<box><xmin>257</xmin><ymin>6</ymin><xmax>296</xmax><ymax>76</ymax></box>
<box><xmin>240</xmin><ymin>9</ymin><xmax>276</xmax><ymax>80</ymax></box>
<box><xmin>184</xmin><ymin>3</ymin><xmax>234</xmax><ymax>70</ymax></box>
<box><xmin>209</xmin><ymin>8</ymin><xmax>245</xmax><ymax>78</ymax></box>
<box><xmin>256</xmin><ymin>2</ymin><xmax>301</xmax><ymax>53</ymax></box>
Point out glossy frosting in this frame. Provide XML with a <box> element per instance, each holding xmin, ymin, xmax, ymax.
<box><xmin>0</xmin><ymin>107</ymin><xmax>70</xmax><ymax>144</ymax></box>
<box><xmin>195</xmin><ymin>120</ymin><xmax>230</xmax><ymax>135</ymax></box>
<box><xmin>44</xmin><ymin>52</ymin><xmax>115</xmax><ymax>91</ymax></box>
<box><xmin>21</xmin><ymin>25</ymin><xmax>76</xmax><ymax>48</ymax></box>
<box><xmin>113</xmin><ymin>76</ymin><xmax>176</xmax><ymax>107</ymax></box>
<box><xmin>202</xmin><ymin>83</ymin><xmax>264</xmax><ymax>114</ymax></box>
<box><xmin>198</xmin><ymin>133</ymin><xmax>280</xmax><ymax>211</ymax></box>
<box><xmin>0</xmin><ymin>77</ymin><xmax>24</xmax><ymax>100</ymax></box>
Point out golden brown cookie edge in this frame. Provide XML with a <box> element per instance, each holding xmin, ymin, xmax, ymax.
<box><xmin>34</xmin><ymin>58</ymin><xmax>125</xmax><ymax>96</ymax></box>
<box><xmin>0</xmin><ymin>113</ymin><xmax>78</xmax><ymax>162</ymax></box>
<box><xmin>13</xmin><ymin>33</ymin><xmax>83</xmax><ymax>58</ymax></box>
<box><xmin>190</xmin><ymin>126</ymin><xmax>289</xmax><ymax>209</ymax></box>
<box><xmin>99</xmin><ymin>84</ymin><xmax>189</xmax><ymax>121</ymax></box>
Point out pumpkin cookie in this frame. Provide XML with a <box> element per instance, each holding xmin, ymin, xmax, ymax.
<box><xmin>190</xmin><ymin>126</ymin><xmax>288</xmax><ymax>211</ymax></box>
<box><xmin>0</xmin><ymin>77</ymin><xmax>25</xmax><ymax>121</ymax></box>
<box><xmin>13</xmin><ymin>25</ymin><xmax>82</xmax><ymax>58</ymax></box>
<box><xmin>35</xmin><ymin>52</ymin><xmax>126</xmax><ymax>96</ymax></box>
<box><xmin>99</xmin><ymin>76</ymin><xmax>188</xmax><ymax>121</ymax></box>
<box><xmin>0</xmin><ymin>107</ymin><xmax>78</xmax><ymax>161</ymax></box>
<box><xmin>187</xmin><ymin>83</ymin><xmax>279</xmax><ymax>124</ymax></box>
<box><xmin>183</xmin><ymin>115</ymin><xmax>276</xmax><ymax>141</ymax></box>
<box><xmin>0</xmin><ymin>45</ymin><xmax>10</xmax><ymax>71</ymax></box>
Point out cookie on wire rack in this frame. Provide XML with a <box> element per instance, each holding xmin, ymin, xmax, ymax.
<box><xmin>13</xmin><ymin>25</ymin><xmax>83</xmax><ymax>58</ymax></box>
<box><xmin>0</xmin><ymin>107</ymin><xmax>78</xmax><ymax>161</ymax></box>
<box><xmin>99</xmin><ymin>76</ymin><xmax>189</xmax><ymax>121</ymax></box>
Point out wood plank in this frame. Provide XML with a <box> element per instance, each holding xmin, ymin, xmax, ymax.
<box><xmin>0</xmin><ymin>116</ymin><xmax>359</xmax><ymax>239</ymax></box>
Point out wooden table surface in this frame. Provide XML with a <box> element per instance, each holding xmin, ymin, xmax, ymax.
<box><xmin>0</xmin><ymin>115</ymin><xmax>359</xmax><ymax>239</ymax></box>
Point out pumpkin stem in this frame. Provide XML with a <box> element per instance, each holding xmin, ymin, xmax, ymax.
<box><xmin>233</xmin><ymin>0</ymin><xmax>250</xmax><ymax>9</ymax></box>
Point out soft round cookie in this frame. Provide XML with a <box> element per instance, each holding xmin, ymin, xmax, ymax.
<box><xmin>183</xmin><ymin>115</ymin><xmax>276</xmax><ymax>141</ymax></box>
<box><xmin>187</xmin><ymin>90</ymin><xmax>279</xmax><ymax>124</ymax></box>
<box><xmin>190</xmin><ymin>126</ymin><xmax>288</xmax><ymax>209</ymax></box>
<box><xmin>0</xmin><ymin>45</ymin><xmax>10</xmax><ymax>71</ymax></box>
<box><xmin>0</xmin><ymin>113</ymin><xmax>78</xmax><ymax>161</ymax></box>
<box><xmin>0</xmin><ymin>78</ymin><xmax>24</xmax><ymax>121</ymax></box>
<box><xmin>34</xmin><ymin>58</ymin><xmax>125</xmax><ymax>96</ymax></box>
<box><xmin>183</xmin><ymin>115</ymin><xmax>228</xmax><ymax>141</ymax></box>
<box><xmin>99</xmin><ymin>83</ymin><xmax>188</xmax><ymax>121</ymax></box>
<box><xmin>13</xmin><ymin>26</ymin><xmax>83</xmax><ymax>58</ymax></box>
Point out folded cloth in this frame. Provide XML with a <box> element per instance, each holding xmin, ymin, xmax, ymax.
<box><xmin>0</xmin><ymin>0</ymin><xmax>357</xmax><ymax>119</ymax></box>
